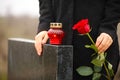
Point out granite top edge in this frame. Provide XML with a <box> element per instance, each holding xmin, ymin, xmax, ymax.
<box><xmin>8</xmin><ymin>38</ymin><xmax>35</xmax><ymax>43</ymax></box>
<box><xmin>44</xmin><ymin>44</ymin><xmax>73</xmax><ymax>47</ymax></box>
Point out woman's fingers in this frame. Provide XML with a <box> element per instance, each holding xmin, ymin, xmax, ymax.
<box><xmin>35</xmin><ymin>31</ymin><xmax>48</xmax><ymax>56</ymax></box>
<box><xmin>95</xmin><ymin>33</ymin><xmax>113</xmax><ymax>53</ymax></box>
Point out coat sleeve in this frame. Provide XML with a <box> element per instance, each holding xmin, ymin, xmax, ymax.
<box><xmin>37</xmin><ymin>0</ymin><xmax>55</xmax><ymax>33</ymax></box>
<box><xmin>99</xmin><ymin>0</ymin><xmax>120</xmax><ymax>41</ymax></box>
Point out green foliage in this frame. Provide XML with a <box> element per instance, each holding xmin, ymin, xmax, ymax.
<box><xmin>76</xmin><ymin>66</ymin><xmax>93</xmax><ymax>76</ymax></box>
<box><xmin>91</xmin><ymin>53</ymin><xmax>105</xmax><ymax>67</ymax></box>
<box><xmin>85</xmin><ymin>44</ymin><xmax>98</xmax><ymax>53</ymax></box>
<box><xmin>94</xmin><ymin>66</ymin><xmax>102</xmax><ymax>73</ymax></box>
<box><xmin>107</xmin><ymin>61</ymin><xmax>114</xmax><ymax>76</ymax></box>
<box><xmin>76</xmin><ymin>33</ymin><xmax>115</xmax><ymax>80</ymax></box>
<box><xmin>92</xmin><ymin>73</ymin><xmax>101</xmax><ymax>80</ymax></box>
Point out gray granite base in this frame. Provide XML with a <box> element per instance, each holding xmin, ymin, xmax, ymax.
<box><xmin>43</xmin><ymin>44</ymin><xmax>73</xmax><ymax>80</ymax></box>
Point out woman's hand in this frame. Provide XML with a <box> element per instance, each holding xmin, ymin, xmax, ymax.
<box><xmin>95</xmin><ymin>33</ymin><xmax>113</xmax><ymax>53</ymax></box>
<box><xmin>34</xmin><ymin>31</ymin><xmax>49</xmax><ymax>56</ymax></box>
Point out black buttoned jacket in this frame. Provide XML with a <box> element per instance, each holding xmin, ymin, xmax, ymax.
<box><xmin>38</xmin><ymin>0</ymin><xmax>120</xmax><ymax>74</ymax></box>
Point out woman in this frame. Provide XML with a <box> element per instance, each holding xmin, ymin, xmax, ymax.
<box><xmin>35</xmin><ymin>0</ymin><xmax>120</xmax><ymax>79</ymax></box>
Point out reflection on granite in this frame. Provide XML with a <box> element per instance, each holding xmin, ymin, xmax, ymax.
<box><xmin>8</xmin><ymin>38</ymin><xmax>43</xmax><ymax>80</ymax></box>
<box><xmin>43</xmin><ymin>44</ymin><xmax>73</xmax><ymax>80</ymax></box>
<box><xmin>8</xmin><ymin>38</ymin><xmax>73</xmax><ymax>80</ymax></box>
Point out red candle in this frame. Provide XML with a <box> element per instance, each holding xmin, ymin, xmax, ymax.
<box><xmin>48</xmin><ymin>23</ymin><xmax>64</xmax><ymax>45</ymax></box>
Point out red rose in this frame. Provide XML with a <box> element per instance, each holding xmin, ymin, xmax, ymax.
<box><xmin>72</xmin><ymin>19</ymin><xmax>113</xmax><ymax>80</ymax></box>
<box><xmin>72</xmin><ymin>19</ymin><xmax>90</xmax><ymax>34</ymax></box>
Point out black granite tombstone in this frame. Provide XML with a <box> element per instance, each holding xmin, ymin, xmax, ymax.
<box><xmin>8</xmin><ymin>38</ymin><xmax>43</xmax><ymax>80</ymax></box>
<box><xmin>8</xmin><ymin>38</ymin><xmax>73</xmax><ymax>80</ymax></box>
<box><xmin>43</xmin><ymin>44</ymin><xmax>73</xmax><ymax>80</ymax></box>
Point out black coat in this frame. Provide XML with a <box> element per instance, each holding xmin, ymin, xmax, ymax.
<box><xmin>38</xmin><ymin>0</ymin><xmax>120</xmax><ymax>79</ymax></box>
<box><xmin>38</xmin><ymin>0</ymin><xmax>120</xmax><ymax>44</ymax></box>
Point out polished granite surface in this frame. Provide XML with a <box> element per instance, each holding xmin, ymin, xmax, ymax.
<box><xmin>8</xmin><ymin>38</ymin><xmax>73</xmax><ymax>80</ymax></box>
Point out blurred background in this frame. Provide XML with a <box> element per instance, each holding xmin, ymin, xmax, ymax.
<box><xmin>0</xmin><ymin>0</ymin><xmax>120</xmax><ymax>80</ymax></box>
<box><xmin>0</xmin><ymin>0</ymin><xmax>39</xmax><ymax>80</ymax></box>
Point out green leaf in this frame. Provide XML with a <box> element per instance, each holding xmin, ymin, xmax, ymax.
<box><xmin>91</xmin><ymin>59</ymin><xmax>103</xmax><ymax>67</ymax></box>
<box><xmin>94</xmin><ymin>66</ymin><xmax>102</xmax><ymax>73</ymax></box>
<box><xmin>85</xmin><ymin>44</ymin><xmax>98</xmax><ymax>53</ymax></box>
<box><xmin>108</xmin><ymin>62</ymin><xmax>112</xmax><ymax>70</ymax></box>
<box><xmin>107</xmin><ymin>62</ymin><xmax>114</xmax><ymax>76</ymax></box>
<box><xmin>76</xmin><ymin>66</ymin><xmax>93</xmax><ymax>76</ymax></box>
<box><xmin>91</xmin><ymin>53</ymin><xmax>105</xmax><ymax>67</ymax></box>
<box><xmin>99</xmin><ymin>53</ymin><xmax>105</xmax><ymax>60</ymax></box>
<box><xmin>85</xmin><ymin>45</ymin><xmax>91</xmax><ymax>48</ymax></box>
<box><xmin>92</xmin><ymin>73</ymin><xmax>101</xmax><ymax>80</ymax></box>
